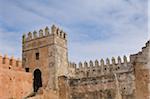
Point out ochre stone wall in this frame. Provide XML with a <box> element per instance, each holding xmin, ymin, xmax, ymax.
<box><xmin>130</xmin><ymin>40</ymin><xmax>150</xmax><ymax>99</ymax></box>
<box><xmin>59</xmin><ymin>40</ymin><xmax>150</xmax><ymax>99</ymax></box>
<box><xmin>0</xmin><ymin>67</ymin><xmax>32</xmax><ymax>99</ymax></box>
<box><xmin>58</xmin><ymin>76</ymin><xmax>69</xmax><ymax>99</ymax></box>
<box><xmin>0</xmin><ymin>54</ymin><xmax>32</xmax><ymax>99</ymax></box>
<box><xmin>0</xmin><ymin>54</ymin><xmax>22</xmax><ymax>71</ymax></box>
<box><xmin>59</xmin><ymin>75</ymin><xmax>135</xmax><ymax>99</ymax></box>
<box><xmin>67</xmin><ymin>56</ymin><xmax>135</xmax><ymax>99</ymax></box>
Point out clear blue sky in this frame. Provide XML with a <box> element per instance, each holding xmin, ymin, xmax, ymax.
<box><xmin>0</xmin><ymin>0</ymin><xmax>148</xmax><ymax>62</ymax></box>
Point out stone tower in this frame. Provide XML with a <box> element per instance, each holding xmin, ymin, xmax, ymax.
<box><xmin>130</xmin><ymin>40</ymin><xmax>150</xmax><ymax>99</ymax></box>
<box><xmin>22</xmin><ymin>25</ymin><xmax>68</xmax><ymax>91</ymax></box>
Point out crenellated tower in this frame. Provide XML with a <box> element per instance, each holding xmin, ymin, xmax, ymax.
<box><xmin>22</xmin><ymin>25</ymin><xmax>68</xmax><ymax>91</ymax></box>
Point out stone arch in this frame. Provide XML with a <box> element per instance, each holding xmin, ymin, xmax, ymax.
<box><xmin>33</xmin><ymin>68</ymin><xmax>42</xmax><ymax>92</ymax></box>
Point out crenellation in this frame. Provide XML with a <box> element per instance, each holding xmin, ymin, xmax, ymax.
<box><xmin>55</xmin><ymin>28</ymin><xmax>67</xmax><ymax>39</ymax></box>
<box><xmin>95</xmin><ymin>60</ymin><xmax>99</xmax><ymax>67</ymax></box>
<box><xmin>79</xmin><ymin>62</ymin><xmax>83</xmax><ymax>68</ymax></box>
<box><xmin>106</xmin><ymin>58</ymin><xmax>110</xmax><ymax>65</ymax></box>
<box><xmin>51</xmin><ymin>25</ymin><xmax>67</xmax><ymax>39</ymax></box>
<box><xmin>33</xmin><ymin>30</ymin><xmax>38</xmax><ymax>38</ymax></box>
<box><xmin>39</xmin><ymin>29</ymin><xmax>44</xmax><ymax>37</ymax></box>
<box><xmin>62</xmin><ymin>31</ymin><xmax>67</xmax><ymax>39</ymax></box>
<box><xmin>56</xmin><ymin>28</ymin><xmax>60</xmax><ymax>36</ymax></box>
<box><xmin>89</xmin><ymin>60</ymin><xmax>94</xmax><ymax>67</ymax></box>
<box><xmin>73</xmin><ymin>62</ymin><xmax>77</xmax><ymax>69</ymax></box>
<box><xmin>3</xmin><ymin>54</ymin><xmax>9</xmax><ymax>65</ymax></box>
<box><xmin>111</xmin><ymin>57</ymin><xmax>116</xmax><ymax>65</ymax></box>
<box><xmin>63</xmin><ymin>32</ymin><xmax>67</xmax><ymax>39</ymax></box>
<box><xmin>10</xmin><ymin>56</ymin><xmax>16</xmax><ymax>66</ymax></box>
<box><xmin>0</xmin><ymin>54</ymin><xmax>23</xmax><ymax>71</ymax></box>
<box><xmin>123</xmin><ymin>55</ymin><xmax>128</xmax><ymax>64</ymax></box>
<box><xmin>59</xmin><ymin>30</ymin><xmax>63</xmax><ymax>38</ymax></box>
<box><xmin>23</xmin><ymin>25</ymin><xmax>67</xmax><ymax>44</ymax></box>
<box><xmin>27</xmin><ymin>32</ymin><xmax>32</xmax><ymax>40</ymax></box>
<box><xmin>72</xmin><ymin>56</ymin><xmax>132</xmax><ymax>79</ymax></box>
<box><xmin>16</xmin><ymin>58</ymin><xmax>22</xmax><ymax>67</ymax></box>
<box><xmin>84</xmin><ymin>61</ymin><xmax>88</xmax><ymax>68</ymax></box>
<box><xmin>100</xmin><ymin>59</ymin><xmax>105</xmax><ymax>66</ymax></box>
<box><xmin>51</xmin><ymin>24</ymin><xmax>57</xmax><ymax>34</ymax></box>
<box><xmin>69</xmin><ymin>62</ymin><xmax>73</xmax><ymax>68</ymax></box>
<box><xmin>45</xmin><ymin>26</ymin><xmax>49</xmax><ymax>36</ymax></box>
<box><xmin>117</xmin><ymin>56</ymin><xmax>122</xmax><ymax>64</ymax></box>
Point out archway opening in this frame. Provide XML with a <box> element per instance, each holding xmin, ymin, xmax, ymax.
<box><xmin>33</xmin><ymin>69</ymin><xmax>42</xmax><ymax>92</ymax></box>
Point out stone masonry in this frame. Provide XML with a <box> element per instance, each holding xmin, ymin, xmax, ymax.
<box><xmin>0</xmin><ymin>24</ymin><xmax>149</xmax><ymax>99</ymax></box>
<box><xmin>22</xmin><ymin>25</ymin><xmax>68</xmax><ymax>91</ymax></box>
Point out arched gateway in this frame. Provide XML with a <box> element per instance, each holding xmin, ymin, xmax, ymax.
<box><xmin>33</xmin><ymin>69</ymin><xmax>42</xmax><ymax>92</ymax></box>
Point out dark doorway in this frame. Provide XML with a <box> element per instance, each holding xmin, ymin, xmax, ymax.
<box><xmin>33</xmin><ymin>69</ymin><xmax>42</xmax><ymax>92</ymax></box>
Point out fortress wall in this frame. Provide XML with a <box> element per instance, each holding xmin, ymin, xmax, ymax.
<box><xmin>0</xmin><ymin>67</ymin><xmax>32</xmax><ymax>99</ymax></box>
<box><xmin>0</xmin><ymin>54</ymin><xmax>32</xmax><ymax>99</ymax></box>
<box><xmin>66</xmin><ymin>40</ymin><xmax>150</xmax><ymax>99</ymax></box>
<box><xmin>69</xmin><ymin>56</ymin><xmax>133</xmax><ymax>78</ymax></box>
<box><xmin>0</xmin><ymin>54</ymin><xmax>23</xmax><ymax>71</ymax></box>
<box><xmin>130</xmin><ymin>40</ymin><xmax>150</xmax><ymax>99</ymax></box>
<box><xmin>66</xmin><ymin>47</ymin><xmax>136</xmax><ymax>99</ymax></box>
<box><xmin>0</xmin><ymin>23</ymin><xmax>148</xmax><ymax>99</ymax></box>
<box><xmin>59</xmin><ymin>73</ymin><xmax>135</xmax><ymax>99</ymax></box>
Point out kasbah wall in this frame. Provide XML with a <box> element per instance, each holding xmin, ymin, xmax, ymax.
<box><xmin>0</xmin><ymin>24</ymin><xmax>150</xmax><ymax>99</ymax></box>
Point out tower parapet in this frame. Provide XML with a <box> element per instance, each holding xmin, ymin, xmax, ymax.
<box><xmin>23</xmin><ymin>25</ymin><xmax>67</xmax><ymax>43</ymax></box>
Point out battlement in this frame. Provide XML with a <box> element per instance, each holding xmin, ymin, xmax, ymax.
<box><xmin>69</xmin><ymin>56</ymin><xmax>133</xmax><ymax>78</ymax></box>
<box><xmin>69</xmin><ymin>56</ymin><xmax>128</xmax><ymax>68</ymax></box>
<box><xmin>22</xmin><ymin>24</ymin><xmax>67</xmax><ymax>43</ymax></box>
<box><xmin>0</xmin><ymin>54</ymin><xmax>23</xmax><ymax>71</ymax></box>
